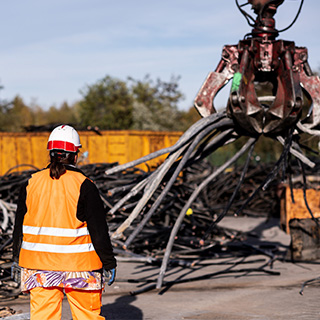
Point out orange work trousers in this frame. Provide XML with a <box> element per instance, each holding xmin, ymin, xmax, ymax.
<box><xmin>30</xmin><ymin>287</ymin><xmax>105</xmax><ymax>320</ymax></box>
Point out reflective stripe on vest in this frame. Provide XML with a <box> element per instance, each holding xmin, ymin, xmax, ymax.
<box><xmin>23</xmin><ymin>225</ymin><xmax>89</xmax><ymax>237</ymax></box>
<box><xmin>22</xmin><ymin>225</ymin><xmax>95</xmax><ymax>254</ymax></box>
<box><xmin>21</xmin><ymin>241</ymin><xmax>95</xmax><ymax>253</ymax></box>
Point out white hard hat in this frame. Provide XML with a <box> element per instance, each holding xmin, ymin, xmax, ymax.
<box><xmin>47</xmin><ymin>125</ymin><xmax>82</xmax><ymax>153</ymax></box>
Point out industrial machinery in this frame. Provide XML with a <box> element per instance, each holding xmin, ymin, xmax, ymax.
<box><xmin>106</xmin><ymin>0</ymin><xmax>320</xmax><ymax>288</ymax></box>
<box><xmin>195</xmin><ymin>0</ymin><xmax>320</xmax><ymax>136</ymax></box>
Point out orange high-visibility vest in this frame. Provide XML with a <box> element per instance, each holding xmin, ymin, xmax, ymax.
<box><xmin>19</xmin><ymin>169</ymin><xmax>103</xmax><ymax>271</ymax></box>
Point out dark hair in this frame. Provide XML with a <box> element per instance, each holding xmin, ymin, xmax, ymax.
<box><xmin>49</xmin><ymin>151</ymin><xmax>76</xmax><ymax>179</ymax></box>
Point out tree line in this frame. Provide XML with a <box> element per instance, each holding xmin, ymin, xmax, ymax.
<box><xmin>0</xmin><ymin>74</ymin><xmax>318</xmax><ymax>164</ymax></box>
<box><xmin>0</xmin><ymin>74</ymin><xmax>200</xmax><ymax>133</ymax></box>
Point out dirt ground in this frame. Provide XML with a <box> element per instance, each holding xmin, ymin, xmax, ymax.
<box><xmin>1</xmin><ymin>216</ymin><xmax>320</xmax><ymax>320</ymax></box>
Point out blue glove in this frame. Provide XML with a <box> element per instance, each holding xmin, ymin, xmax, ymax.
<box><xmin>11</xmin><ymin>262</ymin><xmax>21</xmax><ymax>285</ymax></box>
<box><xmin>103</xmin><ymin>268</ymin><xmax>116</xmax><ymax>286</ymax></box>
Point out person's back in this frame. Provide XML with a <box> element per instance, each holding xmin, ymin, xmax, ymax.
<box><xmin>12</xmin><ymin>125</ymin><xmax>116</xmax><ymax>320</ymax></box>
<box><xmin>20</xmin><ymin>168</ymin><xmax>103</xmax><ymax>272</ymax></box>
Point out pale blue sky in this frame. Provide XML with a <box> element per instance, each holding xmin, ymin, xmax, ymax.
<box><xmin>0</xmin><ymin>0</ymin><xmax>319</xmax><ymax>111</ymax></box>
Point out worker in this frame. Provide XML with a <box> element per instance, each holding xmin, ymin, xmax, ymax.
<box><xmin>12</xmin><ymin>124</ymin><xmax>117</xmax><ymax>320</ymax></box>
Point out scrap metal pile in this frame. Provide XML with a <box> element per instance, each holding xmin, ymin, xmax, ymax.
<box><xmin>0</xmin><ymin>152</ymin><xmax>319</xmax><ymax>297</ymax></box>
<box><xmin>84</xmin><ymin>159</ymin><xmax>280</xmax><ymax>254</ymax></box>
<box><xmin>0</xmin><ymin>159</ymin><xmax>279</xmax><ymax>298</ymax></box>
<box><xmin>1</xmin><ymin>0</ymin><xmax>320</xmax><ymax>297</ymax></box>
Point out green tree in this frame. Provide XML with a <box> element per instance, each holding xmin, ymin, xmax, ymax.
<box><xmin>79</xmin><ymin>76</ymin><xmax>134</xmax><ymax>130</ymax></box>
<box><xmin>29</xmin><ymin>103</ymin><xmax>47</xmax><ymax>127</ymax></box>
<box><xmin>44</xmin><ymin>102</ymin><xmax>79</xmax><ymax>125</ymax></box>
<box><xmin>178</xmin><ymin>106</ymin><xmax>201</xmax><ymax>131</ymax></box>
<box><xmin>0</xmin><ymin>100</ymin><xmax>12</xmax><ymax>131</ymax></box>
<box><xmin>59</xmin><ymin>101</ymin><xmax>79</xmax><ymax>124</ymax></box>
<box><xmin>78</xmin><ymin>75</ymin><xmax>186</xmax><ymax>131</ymax></box>
<box><xmin>0</xmin><ymin>96</ymin><xmax>33</xmax><ymax>132</ymax></box>
<box><xmin>130</xmin><ymin>75</ymin><xmax>185</xmax><ymax>131</ymax></box>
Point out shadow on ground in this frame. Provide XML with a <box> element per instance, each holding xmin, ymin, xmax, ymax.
<box><xmin>101</xmin><ymin>295</ymin><xmax>143</xmax><ymax>320</ymax></box>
